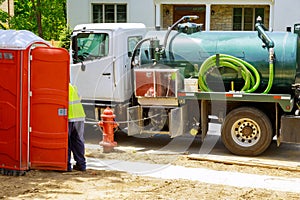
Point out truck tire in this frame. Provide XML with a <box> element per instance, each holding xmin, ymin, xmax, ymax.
<box><xmin>221</xmin><ymin>107</ymin><xmax>272</xmax><ymax>156</ymax></box>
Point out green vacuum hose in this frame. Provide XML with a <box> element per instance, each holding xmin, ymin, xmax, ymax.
<box><xmin>198</xmin><ymin>54</ymin><xmax>273</xmax><ymax>94</ymax></box>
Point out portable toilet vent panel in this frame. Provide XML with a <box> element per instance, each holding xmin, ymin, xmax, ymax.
<box><xmin>0</xmin><ymin>30</ymin><xmax>69</xmax><ymax>173</ymax></box>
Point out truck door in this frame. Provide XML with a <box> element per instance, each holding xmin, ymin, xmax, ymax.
<box><xmin>70</xmin><ymin>32</ymin><xmax>114</xmax><ymax>100</ymax></box>
<box><xmin>29</xmin><ymin>47</ymin><xmax>69</xmax><ymax>171</ymax></box>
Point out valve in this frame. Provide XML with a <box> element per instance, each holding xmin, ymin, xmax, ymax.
<box><xmin>98</xmin><ymin>107</ymin><xmax>118</xmax><ymax>153</ymax></box>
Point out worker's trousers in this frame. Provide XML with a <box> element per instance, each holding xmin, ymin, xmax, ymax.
<box><xmin>68</xmin><ymin>120</ymin><xmax>86</xmax><ymax>170</ymax></box>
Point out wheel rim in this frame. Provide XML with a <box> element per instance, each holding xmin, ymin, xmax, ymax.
<box><xmin>231</xmin><ymin>118</ymin><xmax>261</xmax><ymax>147</ymax></box>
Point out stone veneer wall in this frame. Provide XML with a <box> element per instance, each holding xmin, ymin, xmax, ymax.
<box><xmin>162</xmin><ymin>4</ymin><xmax>269</xmax><ymax>31</ymax></box>
<box><xmin>210</xmin><ymin>5</ymin><xmax>270</xmax><ymax>31</ymax></box>
<box><xmin>162</xmin><ymin>4</ymin><xmax>174</xmax><ymax>29</ymax></box>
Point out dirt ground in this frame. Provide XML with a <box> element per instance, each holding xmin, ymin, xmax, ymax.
<box><xmin>1</xmin><ymin>146</ymin><xmax>300</xmax><ymax>200</ymax></box>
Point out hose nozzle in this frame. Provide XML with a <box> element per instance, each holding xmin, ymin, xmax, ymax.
<box><xmin>183</xmin><ymin>15</ymin><xmax>199</xmax><ymax>21</ymax></box>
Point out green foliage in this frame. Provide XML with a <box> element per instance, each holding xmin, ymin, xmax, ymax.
<box><xmin>10</xmin><ymin>0</ymin><xmax>67</xmax><ymax>40</ymax></box>
<box><xmin>10</xmin><ymin>0</ymin><xmax>35</xmax><ymax>31</ymax></box>
<box><xmin>40</xmin><ymin>0</ymin><xmax>67</xmax><ymax>40</ymax></box>
<box><xmin>0</xmin><ymin>0</ymin><xmax>9</xmax><ymax>29</ymax></box>
<box><xmin>0</xmin><ymin>10</ymin><xmax>8</xmax><ymax>29</ymax></box>
<box><xmin>58</xmin><ymin>25</ymin><xmax>72</xmax><ymax>50</ymax></box>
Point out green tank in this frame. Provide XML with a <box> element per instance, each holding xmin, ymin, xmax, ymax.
<box><xmin>140</xmin><ymin>30</ymin><xmax>300</xmax><ymax>93</ymax></box>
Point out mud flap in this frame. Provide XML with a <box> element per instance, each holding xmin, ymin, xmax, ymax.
<box><xmin>169</xmin><ymin>105</ymin><xmax>187</xmax><ymax>138</ymax></box>
<box><xmin>280</xmin><ymin>115</ymin><xmax>300</xmax><ymax>143</ymax></box>
<box><xmin>127</xmin><ymin>105</ymin><xmax>143</xmax><ymax>136</ymax></box>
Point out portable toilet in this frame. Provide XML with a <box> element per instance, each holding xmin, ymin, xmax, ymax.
<box><xmin>0</xmin><ymin>30</ymin><xmax>69</xmax><ymax>175</ymax></box>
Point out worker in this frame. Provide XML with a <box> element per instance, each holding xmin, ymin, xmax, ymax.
<box><xmin>68</xmin><ymin>83</ymin><xmax>86</xmax><ymax>171</ymax></box>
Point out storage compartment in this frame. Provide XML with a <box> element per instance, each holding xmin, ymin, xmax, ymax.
<box><xmin>134</xmin><ymin>68</ymin><xmax>182</xmax><ymax>97</ymax></box>
<box><xmin>134</xmin><ymin>69</ymin><xmax>155</xmax><ymax>97</ymax></box>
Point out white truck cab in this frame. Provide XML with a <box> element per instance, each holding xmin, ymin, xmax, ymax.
<box><xmin>70</xmin><ymin>23</ymin><xmax>146</xmax><ymax>103</ymax></box>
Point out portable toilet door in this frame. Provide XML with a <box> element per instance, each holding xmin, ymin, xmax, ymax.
<box><xmin>0</xmin><ymin>30</ymin><xmax>69</xmax><ymax>174</ymax></box>
<box><xmin>29</xmin><ymin>46</ymin><xmax>70</xmax><ymax>171</ymax></box>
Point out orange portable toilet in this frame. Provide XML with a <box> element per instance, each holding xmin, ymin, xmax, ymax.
<box><xmin>0</xmin><ymin>30</ymin><xmax>69</xmax><ymax>175</ymax></box>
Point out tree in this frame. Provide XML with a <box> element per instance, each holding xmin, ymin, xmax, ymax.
<box><xmin>31</xmin><ymin>0</ymin><xmax>42</xmax><ymax>37</ymax></box>
<box><xmin>10</xmin><ymin>0</ymin><xmax>67</xmax><ymax>41</ymax></box>
<box><xmin>0</xmin><ymin>0</ymin><xmax>10</xmax><ymax>29</ymax></box>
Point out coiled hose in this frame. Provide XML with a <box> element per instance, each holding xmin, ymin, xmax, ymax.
<box><xmin>198</xmin><ymin>54</ymin><xmax>273</xmax><ymax>94</ymax></box>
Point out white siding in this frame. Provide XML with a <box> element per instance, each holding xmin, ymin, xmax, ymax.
<box><xmin>67</xmin><ymin>0</ymin><xmax>90</xmax><ymax>28</ymax></box>
<box><xmin>67</xmin><ymin>0</ymin><xmax>300</xmax><ymax>31</ymax></box>
<box><xmin>128</xmin><ymin>0</ymin><xmax>155</xmax><ymax>28</ymax></box>
<box><xmin>273</xmin><ymin>0</ymin><xmax>300</xmax><ymax>31</ymax></box>
<box><xmin>67</xmin><ymin>0</ymin><xmax>155</xmax><ymax>29</ymax></box>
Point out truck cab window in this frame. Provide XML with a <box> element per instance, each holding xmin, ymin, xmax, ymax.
<box><xmin>128</xmin><ymin>36</ymin><xmax>142</xmax><ymax>57</ymax></box>
<box><xmin>72</xmin><ymin>33</ymin><xmax>109</xmax><ymax>63</ymax></box>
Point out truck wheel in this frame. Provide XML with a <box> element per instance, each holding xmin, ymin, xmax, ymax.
<box><xmin>221</xmin><ymin>107</ymin><xmax>272</xmax><ymax>156</ymax></box>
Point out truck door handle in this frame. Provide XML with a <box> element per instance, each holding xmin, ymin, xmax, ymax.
<box><xmin>102</xmin><ymin>73</ymin><xmax>111</xmax><ymax>76</ymax></box>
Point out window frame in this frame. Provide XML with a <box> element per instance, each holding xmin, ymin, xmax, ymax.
<box><xmin>233</xmin><ymin>7</ymin><xmax>265</xmax><ymax>31</ymax></box>
<box><xmin>72</xmin><ymin>32</ymin><xmax>110</xmax><ymax>64</ymax></box>
<box><xmin>92</xmin><ymin>4</ymin><xmax>127</xmax><ymax>23</ymax></box>
<box><xmin>127</xmin><ymin>36</ymin><xmax>143</xmax><ymax>57</ymax></box>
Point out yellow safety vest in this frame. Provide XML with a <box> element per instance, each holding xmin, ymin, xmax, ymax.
<box><xmin>69</xmin><ymin>83</ymin><xmax>86</xmax><ymax>121</ymax></box>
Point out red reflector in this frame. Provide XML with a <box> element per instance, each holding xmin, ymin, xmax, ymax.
<box><xmin>273</xmin><ymin>96</ymin><xmax>281</xmax><ymax>99</ymax></box>
<box><xmin>178</xmin><ymin>92</ymin><xmax>186</xmax><ymax>97</ymax></box>
<box><xmin>225</xmin><ymin>94</ymin><xmax>234</xmax><ymax>97</ymax></box>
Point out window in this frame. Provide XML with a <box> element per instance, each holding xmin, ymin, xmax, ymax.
<box><xmin>93</xmin><ymin>5</ymin><xmax>103</xmax><ymax>23</ymax></box>
<box><xmin>255</xmin><ymin>8</ymin><xmax>264</xmax><ymax>23</ymax></box>
<box><xmin>117</xmin><ymin>5</ymin><xmax>126</xmax><ymax>23</ymax></box>
<box><xmin>244</xmin><ymin>8</ymin><xmax>253</xmax><ymax>30</ymax></box>
<box><xmin>233</xmin><ymin>8</ymin><xmax>242</xmax><ymax>30</ymax></box>
<box><xmin>128</xmin><ymin>36</ymin><xmax>143</xmax><ymax>57</ymax></box>
<box><xmin>72</xmin><ymin>33</ymin><xmax>109</xmax><ymax>63</ymax></box>
<box><xmin>105</xmin><ymin>5</ymin><xmax>114</xmax><ymax>23</ymax></box>
<box><xmin>4</xmin><ymin>52</ymin><xmax>13</xmax><ymax>60</ymax></box>
<box><xmin>0</xmin><ymin>51</ymin><xmax>15</xmax><ymax>63</ymax></box>
<box><xmin>128</xmin><ymin>36</ymin><xmax>142</xmax><ymax>53</ymax></box>
<box><xmin>233</xmin><ymin>8</ymin><xmax>265</xmax><ymax>31</ymax></box>
<box><xmin>93</xmin><ymin>4</ymin><xmax>127</xmax><ymax>23</ymax></box>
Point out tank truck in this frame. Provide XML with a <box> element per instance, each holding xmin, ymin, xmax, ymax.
<box><xmin>70</xmin><ymin>16</ymin><xmax>300</xmax><ymax>156</ymax></box>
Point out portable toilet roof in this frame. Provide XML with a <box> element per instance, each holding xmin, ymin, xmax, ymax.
<box><xmin>0</xmin><ymin>30</ymin><xmax>49</xmax><ymax>50</ymax></box>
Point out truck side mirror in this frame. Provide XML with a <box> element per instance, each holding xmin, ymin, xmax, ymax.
<box><xmin>81</xmin><ymin>62</ymin><xmax>86</xmax><ymax>71</ymax></box>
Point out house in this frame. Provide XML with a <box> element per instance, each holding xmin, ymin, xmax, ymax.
<box><xmin>0</xmin><ymin>0</ymin><xmax>13</xmax><ymax>29</ymax></box>
<box><xmin>67</xmin><ymin>0</ymin><xmax>300</xmax><ymax>32</ymax></box>
<box><xmin>0</xmin><ymin>0</ymin><xmax>14</xmax><ymax>16</ymax></box>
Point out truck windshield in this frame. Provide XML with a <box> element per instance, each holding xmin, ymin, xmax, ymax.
<box><xmin>72</xmin><ymin>33</ymin><xmax>109</xmax><ymax>63</ymax></box>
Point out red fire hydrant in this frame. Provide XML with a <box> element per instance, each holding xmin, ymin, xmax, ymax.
<box><xmin>98</xmin><ymin>107</ymin><xmax>118</xmax><ymax>153</ymax></box>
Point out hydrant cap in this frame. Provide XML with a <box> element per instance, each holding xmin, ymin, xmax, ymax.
<box><xmin>101</xmin><ymin>107</ymin><xmax>115</xmax><ymax>118</ymax></box>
